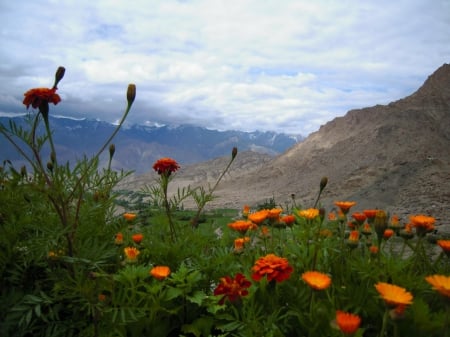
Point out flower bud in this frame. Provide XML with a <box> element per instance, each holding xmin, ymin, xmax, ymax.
<box><xmin>320</xmin><ymin>176</ymin><xmax>328</xmax><ymax>192</ymax></box>
<box><xmin>53</xmin><ymin>66</ymin><xmax>65</xmax><ymax>89</ymax></box>
<box><xmin>374</xmin><ymin>210</ymin><xmax>388</xmax><ymax>242</ymax></box>
<box><xmin>232</xmin><ymin>147</ymin><xmax>238</xmax><ymax>159</ymax></box>
<box><xmin>47</xmin><ymin>161</ymin><xmax>53</xmax><ymax>172</ymax></box>
<box><xmin>109</xmin><ymin>143</ymin><xmax>116</xmax><ymax>159</ymax></box>
<box><xmin>127</xmin><ymin>84</ymin><xmax>136</xmax><ymax>105</ymax></box>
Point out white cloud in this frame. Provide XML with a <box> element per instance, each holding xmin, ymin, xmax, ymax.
<box><xmin>0</xmin><ymin>0</ymin><xmax>449</xmax><ymax>135</ymax></box>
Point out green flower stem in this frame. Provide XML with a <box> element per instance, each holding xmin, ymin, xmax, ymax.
<box><xmin>379</xmin><ymin>308</ymin><xmax>389</xmax><ymax>337</ymax></box>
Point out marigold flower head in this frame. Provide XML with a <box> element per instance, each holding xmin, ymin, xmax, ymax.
<box><xmin>234</xmin><ymin>237</ymin><xmax>250</xmax><ymax>252</ymax></box>
<box><xmin>132</xmin><ymin>233</ymin><xmax>144</xmax><ymax>244</ymax></box>
<box><xmin>369</xmin><ymin>245</ymin><xmax>379</xmax><ymax>255</ymax></box>
<box><xmin>334</xmin><ymin>201</ymin><xmax>356</xmax><ymax>214</ymax></box>
<box><xmin>242</xmin><ymin>205</ymin><xmax>250</xmax><ymax>217</ymax></box>
<box><xmin>351</xmin><ymin>212</ymin><xmax>367</xmax><ymax>224</ymax></box>
<box><xmin>252</xmin><ymin>254</ymin><xmax>293</xmax><ymax>283</ymax></box>
<box><xmin>335</xmin><ymin>310</ymin><xmax>361</xmax><ymax>335</ymax></box>
<box><xmin>410</xmin><ymin>214</ymin><xmax>436</xmax><ymax>236</ymax></box>
<box><xmin>363</xmin><ymin>209</ymin><xmax>378</xmax><ymax>219</ymax></box>
<box><xmin>228</xmin><ymin>220</ymin><xmax>256</xmax><ymax>234</ymax></box>
<box><xmin>374</xmin><ymin>282</ymin><xmax>413</xmax><ymax>307</ymax></box>
<box><xmin>214</xmin><ymin>273</ymin><xmax>251</xmax><ymax>305</ymax></box>
<box><xmin>248</xmin><ymin>209</ymin><xmax>269</xmax><ymax>224</ymax></box>
<box><xmin>425</xmin><ymin>275</ymin><xmax>450</xmax><ymax>298</ymax></box>
<box><xmin>281</xmin><ymin>214</ymin><xmax>296</xmax><ymax>227</ymax></box>
<box><xmin>347</xmin><ymin>230</ymin><xmax>359</xmax><ymax>248</ymax></box>
<box><xmin>98</xmin><ymin>294</ymin><xmax>107</xmax><ymax>302</ymax></box>
<box><xmin>328</xmin><ymin>211</ymin><xmax>337</xmax><ymax>221</ymax></box>
<box><xmin>302</xmin><ymin>271</ymin><xmax>331</xmax><ymax>290</ymax></box>
<box><xmin>150</xmin><ymin>266</ymin><xmax>171</xmax><ymax>280</ymax></box>
<box><xmin>115</xmin><ymin>232</ymin><xmax>124</xmax><ymax>245</ymax></box>
<box><xmin>267</xmin><ymin>208</ymin><xmax>282</xmax><ymax>220</ymax></box>
<box><xmin>383</xmin><ymin>229</ymin><xmax>395</xmax><ymax>239</ymax></box>
<box><xmin>124</xmin><ymin>247</ymin><xmax>140</xmax><ymax>263</ymax></box>
<box><xmin>437</xmin><ymin>240</ymin><xmax>450</xmax><ymax>254</ymax></box>
<box><xmin>298</xmin><ymin>208</ymin><xmax>320</xmax><ymax>220</ymax></box>
<box><xmin>23</xmin><ymin>87</ymin><xmax>61</xmax><ymax>109</ymax></box>
<box><xmin>361</xmin><ymin>223</ymin><xmax>372</xmax><ymax>236</ymax></box>
<box><xmin>260</xmin><ymin>225</ymin><xmax>270</xmax><ymax>237</ymax></box>
<box><xmin>123</xmin><ymin>212</ymin><xmax>137</xmax><ymax>222</ymax></box>
<box><xmin>152</xmin><ymin>157</ymin><xmax>180</xmax><ymax>176</ymax></box>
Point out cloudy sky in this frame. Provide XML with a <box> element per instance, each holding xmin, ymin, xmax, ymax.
<box><xmin>1</xmin><ymin>0</ymin><xmax>449</xmax><ymax>135</ymax></box>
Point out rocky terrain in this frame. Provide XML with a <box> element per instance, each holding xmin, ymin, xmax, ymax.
<box><xmin>120</xmin><ymin>64</ymin><xmax>450</xmax><ymax>231</ymax></box>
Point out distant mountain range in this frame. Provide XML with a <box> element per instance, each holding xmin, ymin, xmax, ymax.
<box><xmin>0</xmin><ymin>116</ymin><xmax>302</xmax><ymax>173</ymax></box>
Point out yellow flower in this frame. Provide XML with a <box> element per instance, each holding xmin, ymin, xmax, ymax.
<box><xmin>150</xmin><ymin>266</ymin><xmax>171</xmax><ymax>280</ymax></box>
<box><xmin>124</xmin><ymin>247</ymin><xmax>140</xmax><ymax>263</ymax></box>
<box><xmin>374</xmin><ymin>282</ymin><xmax>413</xmax><ymax>307</ymax></box>
<box><xmin>301</xmin><ymin>271</ymin><xmax>331</xmax><ymax>290</ymax></box>
<box><xmin>425</xmin><ymin>275</ymin><xmax>450</xmax><ymax>298</ymax></box>
<box><xmin>298</xmin><ymin>208</ymin><xmax>320</xmax><ymax>220</ymax></box>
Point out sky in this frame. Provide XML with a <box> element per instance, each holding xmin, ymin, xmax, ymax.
<box><xmin>0</xmin><ymin>0</ymin><xmax>449</xmax><ymax>136</ymax></box>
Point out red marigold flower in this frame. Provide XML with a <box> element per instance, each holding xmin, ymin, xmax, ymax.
<box><xmin>132</xmin><ymin>233</ymin><xmax>144</xmax><ymax>244</ymax></box>
<box><xmin>23</xmin><ymin>87</ymin><xmax>61</xmax><ymax>109</ymax></box>
<box><xmin>351</xmin><ymin>212</ymin><xmax>367</xmax><ymax>224</ymax></box>
<box><xmin>150</xmin><ymin>266</ymin><xmax>171</xmax><ymax>280</ymax></box>
<box><xmin>281</xmin><ymin>214</ymin><xmax>296</xmax><ymax>226</ymax></box>
<box><xmin>334</xmin><ymin>201</ymin><xmax>356</xmax><ymax>214</ymax></box>
<box><xmin>383</xmin><ymin>229</ymin><xmax>395</xmax><ymax>239</ymax></box>
<box><xmin>252</xmin><ymin>254</ymin><xmax>293</xmax><ymax>283</ymax></box>
<box><xmin>336</xmin><ymin>310</ymin><xmax>361</xmax><ymax>335</ymax></box>
<box><xmin>369</xmin><ymin>245</ymin><xmax>379</xmax><ymax>255</ymax></box>
<box><xmin>228</xmin><ymin>220</ymin><xmax>256</xmax><ymax>234</ymax></box>
<box><xmin>213</xmin><ymin>273</ymin><xmax>251</xmax><ymax>304</ymax></box>
<box><xmin>302</xmin><ymin>271</ymin><xmax>331</xmax><ymax>290</ymax></box>
<box><xmin>363</xmin><ymin>209</ymin><xmax>378</xmax><ymax>219</ymax></box>
<box><xmin>152</xmin><ymin>157</ymin><xmax>180</xmax><ymax>175</ymax></box>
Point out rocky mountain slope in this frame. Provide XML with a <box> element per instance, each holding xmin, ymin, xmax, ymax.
<box><xmin>125</xmin><ymin>64</ymin><xmax>450</xmax><ymax>229</ymax></box>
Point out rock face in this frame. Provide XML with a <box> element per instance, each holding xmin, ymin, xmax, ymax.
<box><xmin>126</xmin><ymin>64</ymin><xmax>450</xmax><ymax>230</ymax></box>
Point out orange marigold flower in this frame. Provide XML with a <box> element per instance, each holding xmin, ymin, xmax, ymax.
<box><xmin>336</xmin><ymin>310</ymin><xmax>361</xmax><ymax>335</ymax></box>
<box><xmin>348</xmin><ymin>230</ymin><xmax>359</xmax><ymax>242</ymax></box>
<box><xmin>298</xmin><ymin>208</ymin><xmax>320</xmax><ymax>220</ymax></box>
<box><xmin>437</xmin><ymin>240</ymin><xmax>450</xmax><ymax>253</ymax></box>
<box><xmin>213</xmin><ymin>273</ymin><xmax>251</xmax><ymax>305</ymax></box>
<box><xmin>361</xmin><ymin>223</ymin><xmax>372</xmax><ymax>236</ymax></box>
<box><xmin>328</xmin><ymin>211</ymin><xmax>337</xmax><ymax>221</ymax></box>
<box><xmin>248</xmin><ymin>209</ymin><xmax>269</xmax><ymax>224</ymax></box>
<box><xmin>260</xmin><ymin>225</ymin><xmax>270</xmax><ymax>237</ymax></box>
<box><xmin>383</xmin><ymin>229</ymin><xmax>395</xmax><ymax>239</ymax></box>
<box><xmin>374</xmin><ymin>282</ymin><xmax>413</xmax><ymax>307</ymax></box>
<box><xmin>132</xmin><ymin>233</ymin><xmax>144</xmax><ymax>244</ymax></box>
<box><xmin>363</xmin><ymin>209</ymin><xmax>378</xmax><ymax>219</ymax></box>
<box><xmin>124</xmin><ymin>247</ymin><xmax>140</xmax><ymax>263</ymax></box>
<box><xmin>98</xmin><ymin>294</ymin><xmax>107</xmax><ymax>302</ymax></box>
<box><xmin>234</xmin><ymin>237</ymin><xmax>250</xmax><ymax>252</ymax></box>
<box><xmin>302</xmin><ymin>271</ymin><xmax>331</xmax><ymax>290</ymax></box>
<box><xmin>425</xmin><ymin>275</ymin><xmax>450</xmax><ymax>298</ymax></box>
<box><xmin>351</xmin><ymin>212</ymin><xmax>367</xmax><ymax>224</ymax></box>
<box><xmin>242</xmin><ymin>205</ymin><xmax>250</xmax><ymax>217</ymax></box>
<box><xmin>150</xmin><ymin>266</ymin><xmax>171</xmax><ymax>280</ymax></box>
<box><xmin>369</xmin><ymin>245</ymin><xmax>379</xmax><ymax>255</ymax></box>
<box><xmin>152</xmin><ymin>157</ymin><xmax>180</xmax><ymax>175</ymax></box>
<box><xmin>228</xmin><ymin>220</ymin><xmax>256</xmax><ymax>234</ymax></box>
<box><xmin>334</xmin><ymin>201</ymin><xmax>356</xmax><ymax>214</ymax></box>
<box><xmin>23</xmin><ymin>87</ymin><xmax>61</xmax><ymax>109</ymax></box>
<box><xmin>123</xmin><ymin>212</ymin><xmax>137</xmax><ymax>221</ymax></box>
<box><xmin>281</xmin><ymin>214</ymin><xmax>296</xmax><ymax>226</ymax></box>
<box><xmin>267</xmin><ymin>208</ymin><xmax>282</xmax><ymax>220</ymax></box>
<box><xmin>252</xmin><ymin>254</ymin><xmax>293</xmax><ymax>283</ymax></box>
<box><xmin>410</xmin><ymin>214</ymin><xmax>436</xmax><ymax>235</ymax></box>
<box><xmin>115</xmin><ymin>232</ymin><xmax>124</xmax><ymax>245</ymax></box>
<box><xmin>319</xmin><ymin>229</ymin><xmax>333</xmax><ymax>238</ymax></box>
